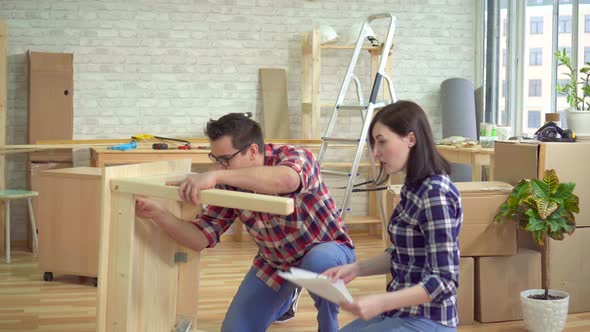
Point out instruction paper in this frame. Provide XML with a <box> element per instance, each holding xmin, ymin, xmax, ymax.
<box><xmin>278</xmin><ymin>267</ymin><xmax>353</xmax><ymax>304</ymax></box>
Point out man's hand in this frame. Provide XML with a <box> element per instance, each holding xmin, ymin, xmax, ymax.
<box><xmin>322</xmin><ymin>262</ymin><xmax>360</xmax><ymax>284</ymax></box>
<box><xmin>177</xmin><ymin>172</ymin><xmax>218</xmax><ymax>205</ymax></box>
<box><xmin>135</xmin><ymin>196</ymin><xmax>167</xmax><ymax>220</ymax></box>
<box><xmin>339</xmin><ymin>294</ymin><xmax>387</xmax><ymax>321</ymax></box>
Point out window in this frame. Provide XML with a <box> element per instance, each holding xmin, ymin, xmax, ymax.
<box><xmin>502</xmin><ymin>80</ymin><xmax>507</xmax><ymax>97</ymax></box>
<box><xmin>585</xmin><ymin>47</ymin><xmax>590</xmax><ymax>64</ymax></box>
<box><xmin>529</xmin><ymin>79</ymin><xmax>542</xmax><ymax>97</ymax></box>
<box><xmin>503</xmin><ymin>19</ymin><xmax>507</xmax><ymax>36</ymax></box>
<box><xmin>528</xmin><ymin>110</ymin><xmax>541</xmax><ymax>129</ymax></box>
<box><xmin>502</xmin><ymin>49</ymin><xmax>506</xmax><ymax>66</ymax></box>
<box><xmin>530</xmin><ymin>16</ymin><xmax>543</xmax><ymax>34</ymax></box>
<box><xmin>529</xmin><ymin>48</ymin><xmax>542</xmax><ymax>66</ymax></box>
<box><xmin>557</xmin><ymin>79</ymin><xmax>570</xmax><ymax>95</ymax></box>
<box><xmin>585</xmin><ymin>15</ymin><xmax>590</xmax><ymax>33</ymax></box>
<box><xmin>559</xmin><ymin>16</ymin><xmax>572</xmax><ymax>33</ymax></box>
<box><xmin>499</xmin><ymin>110</ymin><xmax>507</xmax><ymax>124</ymax></box>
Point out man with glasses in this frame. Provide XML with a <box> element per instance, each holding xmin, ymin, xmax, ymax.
<box><xmin>135</xmin><ymin>113</ymin><xmax>355</xmax><ymax>332</ymax></box>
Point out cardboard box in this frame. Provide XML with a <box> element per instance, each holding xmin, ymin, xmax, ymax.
<box><xmin>458</xmin><ymin>257</ymin><xmax>474</xmax><ymax>325</ymax></box>
<box><xmin>27</xmin><ymin>51</ymin><xmax>73</xmax><ymax>162</ymax></box>
<box><xmin>494</xmin><ymin>141</ymin><xmax>590</xmax><ymax>226</ymax></box>
<box><xmin>385</xmin><ymin>181</ymin><xmax>516</xmax><ymax>256</ymax></box>
<box><xmin>475</xmin><ymin>249</ymin><xmax>542</xmax><ymax>323</ymax></box>
<box><xmin>27</xmin><ymin>161</ymin><xmax>73</xmax><ymax>250</ymax></box>
<box><xmin>518</xmin><ymin>227</ymin><xmax>590</xmax><ymax>313</ymax></box>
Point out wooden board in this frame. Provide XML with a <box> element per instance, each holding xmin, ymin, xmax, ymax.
<box><xmin>98</xmin><ymin>159</ymin><xmax>294</xmax><ymax>331</ymax></box>
<box><xmin>97</xmin><ymin>159</ymin><xmax>197</xmax><ymax>332</ymax></box>
<box><xmin>27</xmin><ymin>51</ymin><xmax>73</xmax><ymax>162</ymax></box>
<box><xmin>0</xmin><ymin>20</ymin><xmax>6</xmax><ymax>255</ymax></box>
<box><xmin>259</xmin><ymin>68</ymin><xmax>290</xmax><ymax>139</ymax></box>
<box><xmin>38</xmin><ymin>167</ymin><xmax>102</xmax><ymax>277</ymax></box>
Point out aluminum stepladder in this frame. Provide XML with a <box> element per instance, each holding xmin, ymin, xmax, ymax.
<box><xmin>317</xmin><ymin>13</ymin><xmax>397</xmax><ymax>227</ymax></box>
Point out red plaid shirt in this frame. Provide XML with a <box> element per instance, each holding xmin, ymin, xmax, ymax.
<box><xmin>192</xmin><ymin>143</ymin><xmax>353</xmax><ymax>290</ymax></box>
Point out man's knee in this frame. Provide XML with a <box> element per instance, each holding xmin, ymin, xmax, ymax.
<box><xmin>300</xmin><ymin>243</ymin><xmax>352</xmax><ymax>273</ymax></box>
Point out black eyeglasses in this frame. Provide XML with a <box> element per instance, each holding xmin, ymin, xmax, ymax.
<box><xmin>208</xmin><ymin>145</ymin><xmax>250</xmax><ymax>167</ymax></box>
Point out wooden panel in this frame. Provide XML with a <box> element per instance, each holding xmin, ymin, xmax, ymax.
<box><xmin>97</xmin><ymin>159</ymin><xmax>195</xmax><ymax>332</ymax></box>
<box><xmin>0</xmin><ymin>20</ymin><xmax>6</xmax><ymax>256</ymax></box>
<box><xmin>259</xmin><ymin>68</ymin><xmax>290</xmax><ymax>139</ymax></box>
<box><xmin>27</xmin><ymin>161</ymin><xmax>73</xmax><ymax>250</ymax></box>
<box><xmin>37</xmin><ymin>167</ymin><xmax>101</xmax><ymax>277</ymax></box>
<box><xmin>27</xmin><ymin>51</ymin><xmax>73</xmax><ymax>162</ymax></box>
<box><xmin>111</xmin><ymin>179</ymin><xmax>294</xmax><ymax>215</ymax></box>
<box><xmin>310</xmin><ymin>30</ymin><xmax>321</xmax><ymax>139</ymax></box>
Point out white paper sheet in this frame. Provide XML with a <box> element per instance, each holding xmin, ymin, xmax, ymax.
<box><xmin>278</xmin><ymin>267</ymin><xmax>353</xmax><ymax>304</ymax></box>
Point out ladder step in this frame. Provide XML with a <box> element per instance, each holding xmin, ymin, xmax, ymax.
<box><xmin>345</xmin><ymin>215</ymin><xmax>382</xmax><ymax>225</ymax></box>
<box><xmin>321</xmin><ymin>162</ymin><xmax>371</xmax><ymax>168</ymax></box>
<box><xmin>338</xmin><ymin>100</ymin><xmax>392</xmax><ymax>110</ymax></box>
<box><xmin>322</xmin><ymin>137</ymin><xmax>362</xmax><ymax>143</ymax></box>
<box><xmin>320</xmin><ymin>169</ymin><xmax>354</xmax><ymax>176</ymax></box>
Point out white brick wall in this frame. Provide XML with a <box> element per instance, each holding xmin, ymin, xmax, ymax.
<box><xmin>1</xmin><ymin>0</ymin><xmax>475</xmax><ymax>241</ymax></box>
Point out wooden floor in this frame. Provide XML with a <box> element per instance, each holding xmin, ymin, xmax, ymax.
<box><xmin>1</xmin><ymin>234</ymin><xmax>590</xmax><ymax>331</ymax></box>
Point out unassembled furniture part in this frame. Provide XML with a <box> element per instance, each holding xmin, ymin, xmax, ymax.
<box><xmin>37</xmin><ymin>167</ymin><xmax>101</xmax><ymax>283</ymax></box>
<box><xmin>96</xmin><ymin>159</ymin><xmax>293</xmax><ymax>332</ymax></box>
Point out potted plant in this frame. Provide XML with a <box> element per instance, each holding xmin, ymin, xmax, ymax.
<box><xmin>555</xmin><ymin>48</ymin><xmax>590</xmax><ymax>136</ymax></box>
<box><xmin>495</xmin><ymin>169</ymin><xmax>579</xmax><ymax>332</ymax></box>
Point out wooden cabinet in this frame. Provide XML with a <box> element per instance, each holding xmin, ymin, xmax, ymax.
<box><xmin>38</xmin><ymin>167</ymin><xmax>102</xmax><ymax>281</ymax></box>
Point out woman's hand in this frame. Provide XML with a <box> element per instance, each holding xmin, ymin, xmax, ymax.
<box><xmin>322</xmin><ymin>262</ymin><xmax>360</xmax><ymax>284</ymax></box>
<box><xmin>339</xmin><ymin>294</ymin><xmax>387</xmax><ymax>321</ymax></box>
<box><xmin>175</xmin><ymin>172</ymin><xmax>218</xmax><ymax>205</ymax></box>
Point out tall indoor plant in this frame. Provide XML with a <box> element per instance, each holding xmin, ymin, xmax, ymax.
<box><xmin>495</xmin><ymin>169</ymin><xmax>579</xmax><ymax>332</ymax></box>
<box><xmin>555</xmin><ymin>48</ymin><xmax>590</xmax><ymax>136</ymax></box>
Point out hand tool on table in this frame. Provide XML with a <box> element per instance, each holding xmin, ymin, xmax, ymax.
<box><xmin>132</xmin><ymin>134</ymin><xmax>192</xmax><ymax>150</ymax></box>
<box><xmin>107</xmin><ymin>140</ymin><xmax>138</xmax><ymax>151</ymax></box>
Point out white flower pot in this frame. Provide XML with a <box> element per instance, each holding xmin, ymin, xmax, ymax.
<box><xmin>520</xmin><ymin>289</ymin><xmax>569</xmax><ymax>332</ymax></box>
<box><xmin>565</xmin><ymin>108</ymin><xmax>590</xmax><ymax>137</ymax></box>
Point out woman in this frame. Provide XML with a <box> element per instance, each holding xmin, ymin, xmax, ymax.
<box><xmin>324</xmin><ymin>100</ymin><xmax>462</xmax><ymax>332</ymax></box>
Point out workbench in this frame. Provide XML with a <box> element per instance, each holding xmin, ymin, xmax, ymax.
<box><xmin>436</xmin><ymin>145</ymin><xmax>495</xmax><ymax>181</ymax></box>
<box><xmin>90</xmin><ymin>147</ymin><xmax>210</xmax><ymax>168</ymax></box>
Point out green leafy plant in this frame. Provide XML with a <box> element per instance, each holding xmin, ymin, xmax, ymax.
<box><xmin>494</xmin><ymin>169</ymin><xmax>579</xmax><ymax>300</ymax></box>
<box><xmin>555</xmin><ymin>48</ymin><xmax>590</xmax><ymax>111</ymax></box>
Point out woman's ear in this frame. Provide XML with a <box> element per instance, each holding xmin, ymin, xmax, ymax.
<box><xmin>408</xmin><ymin>132</ymin><xmax>416</xmax><ymax>148</ymax></box>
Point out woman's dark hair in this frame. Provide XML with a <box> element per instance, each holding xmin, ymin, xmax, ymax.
<box><xmin>368</xmin><ymin>100</ymin><xmax>451</xmax><ymax>186</ymax></box>
<box><xmin>205</xmin><ymin>113</ymin><xmax>264</xmax><ymax>153</ymax></box>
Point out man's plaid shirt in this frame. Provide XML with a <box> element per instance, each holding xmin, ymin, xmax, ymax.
<box><xmin>385</xmin><ymin>174</ymin><xmax>462</xmax><ymax>327</ymax></box>
<box><xmin>192</xmin><ymin>143</ymin><xmax>353</xmax><ymax>290</ymax></box>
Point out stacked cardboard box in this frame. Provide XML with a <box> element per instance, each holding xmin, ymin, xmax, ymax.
<box><xmin>495</xmin><ymin>141</ymin><xmax>590</xmax><ymax>314</ymax></box>
<box><xmin>475</xmin><ymin>249</ymin><xmax>541</xmax><ymax>322</ymax></box>
<box><xmin>384</xmin><ymin>181</ymin><xmax>528</xmax><ymax>324</ymax></box>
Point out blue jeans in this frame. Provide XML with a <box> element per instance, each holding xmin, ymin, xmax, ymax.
<box><xmin>221</xmin><ymin>242</ymin><xmax>355</xmax><ymax>332</ymax></box>
<box><xmin>340</xmin><ymin>315</ymin><xmax>457</xmax><ymax>332</ymax></box>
